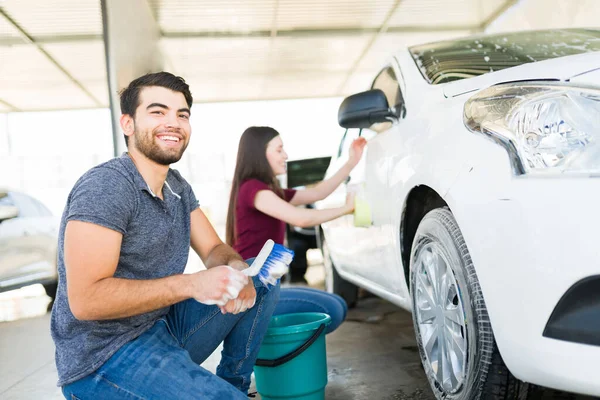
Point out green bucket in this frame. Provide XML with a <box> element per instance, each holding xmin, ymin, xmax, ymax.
<box><xmin>254</xmin><ymin>312</ymin><xmax>331</xmax><ymax>400</ymax></box>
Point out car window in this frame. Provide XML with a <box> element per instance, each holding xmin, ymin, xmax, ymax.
<box><xmin>410</xmin><ymin>28</ymin><xmax>600</xmax><ymax>85</ymax></box>
<box><xmin>370</xmin><ymin>67</ymin><xmax>405</xmax><ymax>133</ymax></box>
<box><xmin>371</xmin><ymin>67</ymin><xmax>405</xmax><ymax>117</ymax></box>
<box><xmin>0</xmin><ymin>193</ymin><xmax>14</xmax><ymax>207</ymax></box>
<box><xmin>9</xmin><ymin>192</ymin><xmax>52</xmax><ymax>218</ymax></box>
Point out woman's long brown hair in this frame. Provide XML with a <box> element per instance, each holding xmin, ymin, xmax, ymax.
<box><xmin>226</xmin><ymin>126</ymin><xmax>282</xmax><ymax>246</ymax></box>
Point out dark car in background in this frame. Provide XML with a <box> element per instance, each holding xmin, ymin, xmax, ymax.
<box><xmin>285</xmin><ymin>156</ymin><xmax>331</xmax><ymax>283</ymax></box>
<box><xmin>0</xmin><ymin>190</ymin><xmax>59</xmax><ymax>309</ymax></box>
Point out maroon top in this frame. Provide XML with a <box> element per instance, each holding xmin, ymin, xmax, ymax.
<box><xmin>233</xmin><ymin>179</ymin><xmax>297</xmax><ymax>259</ymax></box>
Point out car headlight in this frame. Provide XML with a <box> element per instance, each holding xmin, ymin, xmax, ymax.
<box><xmin>464</xmin><ymin>82</ymin><xmax>600</xmax><ymax>176</ymax></box>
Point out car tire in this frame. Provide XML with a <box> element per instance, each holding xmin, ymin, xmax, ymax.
<box><xmin>321</xmin><ymin>234</ymin><xmax>358</xmax><ymax>308</ymax></box>
<box><xmin>410</xmin><ymin>207</ymin><xmax>530</xmax><ymax>399</ymax></box>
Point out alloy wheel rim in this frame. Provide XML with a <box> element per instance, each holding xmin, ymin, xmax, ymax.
<box><xmin>414</xmin><ymin>242</ymin><xmax>468</xmax><ymax>393</ymax></box>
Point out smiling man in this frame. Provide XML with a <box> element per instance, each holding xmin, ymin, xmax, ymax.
<box><xmin>50</xmin><ymin>72</ymin><xmax>280</xmax><ymax>399</ymax></box>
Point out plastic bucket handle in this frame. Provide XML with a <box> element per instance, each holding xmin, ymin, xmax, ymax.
<box><xmin>255</xmin><ymin>323</ymin><xmax>326</xmax><ymax>368</ymax></box>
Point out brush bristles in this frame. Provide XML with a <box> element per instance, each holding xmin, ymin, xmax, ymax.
<box><xmin>258</xmin><ymin>243</ymin><xmax>295</xmax><ymax>287</ymax></box>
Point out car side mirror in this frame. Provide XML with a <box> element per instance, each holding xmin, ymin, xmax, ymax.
<box><xmin>338</xmin><ymin>89</ymin><xmax>396</xmax><ymax>129</ymax></box>
<box><xmin>0</xmin><ymin>205</ymin><xmax>18</xmax><ymax>222</ymax></box>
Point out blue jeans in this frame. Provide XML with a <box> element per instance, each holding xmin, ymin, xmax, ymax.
<box><xmin>276</xmin><ymin>287</ymin><xmax>347</xmax><ymax>334</ymax></box>
<box><xmin>62</xmin><ymin>276</ymin><xmax>279</xmax><ymax>400</ymax></box>
<box><xmin>61</xmin><ymin>266</ymin><xmax>348</xmax><ymax>399</ymax></box>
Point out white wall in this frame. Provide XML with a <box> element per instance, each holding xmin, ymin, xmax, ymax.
<box><xmin>487</xmin><ymin>0</ymin><xmax>600</xmax><ymax>33</ymax></box>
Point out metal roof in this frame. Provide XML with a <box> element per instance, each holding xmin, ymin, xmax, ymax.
<box><xmin>0</xmin><ymin>0</ymin><xmax>520</xmax><ymax>112</ymax></box>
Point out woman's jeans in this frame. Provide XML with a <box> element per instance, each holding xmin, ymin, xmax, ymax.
<box><xmin>275</xmin><ymin>287</ymin><xmax>347</xmax><ymax>334</ymax></box>
<box><xmin>61</xmin><ymin>262</ymin><xmax>348</xmax><ymax>399</ymax></box>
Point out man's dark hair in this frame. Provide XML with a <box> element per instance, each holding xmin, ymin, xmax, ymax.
<box><xmin>118</xmin><ymin>71</ymin><xmax>193</xmax><ymax>146</ymax></box>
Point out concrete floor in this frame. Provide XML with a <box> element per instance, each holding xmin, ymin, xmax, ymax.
<box><xmin>0</xmin><ymin>265</ymin><xmax>596</xmax><ymax>400</ymax></box>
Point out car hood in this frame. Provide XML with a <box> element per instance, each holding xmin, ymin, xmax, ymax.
<box><xmin>443</xmin><ymin>51</ymin><xmax>600</xmax><ymax>98</ymax></box>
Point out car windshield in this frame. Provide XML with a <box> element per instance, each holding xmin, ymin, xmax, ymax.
<box><xmin>410</xmin><ymin>29</ymin><xmax>600</xmax><ymax>85</ymax></box>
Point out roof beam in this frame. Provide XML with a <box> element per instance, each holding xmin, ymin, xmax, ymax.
<box><xmin>0</xmin><ymin>98</ymin><xmax>20</xmax><ymax>112</ymax></box>
<box><xmin>0</xmin><ymin>7</ymin><xmax>102</xmax><ymax>107</ymax></box>
<box><xmin>162</xmin><ymin>24</ymin><xmax>475</xmax><ymax>40</ymax></box>
<box><xmin>0</xmin><ymin>34</ymin><xmax>103</xmax><ymax>46</ymax></box>
<box><xmin>0</xmin><ymin>23</ymin><xmax>473</xmax><ymax>45</ymax></box>
<box><xmin>477</xmin><ymin>0</ymin><xmax>519</xmax><ymax>32</ymax></box>
<box><xmin>336</xmin><ymin>0</ymin><xmax>403</xmax><ymax>94</ymax></box>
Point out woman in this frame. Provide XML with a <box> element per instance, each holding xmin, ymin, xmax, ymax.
<box><xmin>226</xmin><ymin>126</ymin><xmax>366</xmax><ymax>333</ymax></box>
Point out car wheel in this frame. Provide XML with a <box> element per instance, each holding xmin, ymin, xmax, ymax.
<box><xmin>321</xmin><ymin>235</ymin><xmax>358</xmax><ymax>308</ymax></box>
<box><xmin>410</xmin><ymin>208</ymin><xmax>529</xmax><ymax>399</ymax></box>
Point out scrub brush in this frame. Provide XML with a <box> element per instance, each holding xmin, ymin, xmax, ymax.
<box><xmin>243</xmin><ymin>239</ymin><xmax>294</xmax><ymax>286</ymax></box>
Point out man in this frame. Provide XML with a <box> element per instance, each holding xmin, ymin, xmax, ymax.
<box><xmin>51</xmin><ymin>72</ymin><xmax>279</xmax><ymax>399</ymax></box>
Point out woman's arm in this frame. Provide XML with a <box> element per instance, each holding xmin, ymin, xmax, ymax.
<box><xmin>290</xmin><ymin>137</ymin><xmax>366</xmax><ymax>206</ymax></box>
<box><xmin>255</xmin><ymin>190</ymin><xmax>355</xmax><ymax>228</ymax></box>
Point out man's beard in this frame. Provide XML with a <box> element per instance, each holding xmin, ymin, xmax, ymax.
<box><xmin>133</xmin><ymin>125</ymin><xmax>187</xmax><ymax>166</ymax></box>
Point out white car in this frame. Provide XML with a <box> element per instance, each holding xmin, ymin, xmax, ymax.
<box><xmin>318</xmin><ymin>28</ymin><xmax>600</xmax><ymax>398</ymax></box>
<box><xmin>0</xmin><ymin>190</ymin><xmax>59</xmax><ymax>309</ymax></box>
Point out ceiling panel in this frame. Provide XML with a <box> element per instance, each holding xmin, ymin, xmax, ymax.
<box><xmin>0</xmin><ymin>44</ymin><xmax>97</xmax><ymax>110</ymax></box>
<box><xmin>390</xmin><ymin>0</ymin><xmax>508</xmax><ymax>28</ymax></box>
<box><xmin>0</xmin><ymin>0</ymin><xmax>523</xmax><ymax>112</ymax></box>
<box><xmin>0</xmin><ymin>12</ymin><xmax>24</xmax><ymax>43</ymax></box>
<box><xmin>43</xmin><ymin>41</ymin><xmax>108</xmax><ymax>105</ymax></box>
<box><xmin>82</xmin><ymin>81</ymin><xmax>110</xmax><ymax>108</ymax></box>
<box><xmin>1</xmin><ymin>0</ymin><xmax>102</xmax><ymax>37</ymax></box>
<box><xmin>150</xmin><ymin>0</ymin><xmax>277</xmax><ymax>33</ymax></box>
<box><xmin>183</xmin><ymin>76</ymin><xmax>266</xmax><ymax>103</ymax></box>
<box><xmin>0</xmin><ymin>45</ymin><xmax>75</xmax><ymax>90</ymax></box>
<box><xmin>262</xmin><ymin>71</ymin><xmax>344</xmax><ymax>98</ymax></box>
<box><xmin>3</xmin><ymin>82</ymin><xmax>97</xmax><ymax>110</ymax></box>
<box><xmin>267</xmin><ymin>35</ymin><xmax>370</xmax><ymax>73</ymax></box>
<box><xmin>43</xmin><ymin>41</ymin><xmax>107</xmax><ymax>82</ymax></box>
<box><xmin>162</xmin><ymin>37</ymin><xmax>272</xmax><ymax>76</ymax></box>
<box><xmin>276</xmin><ymin>0</ymin><xmax>395</xmax><ymax>30</ymax></box>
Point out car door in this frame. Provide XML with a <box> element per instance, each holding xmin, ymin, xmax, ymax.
<box><xmin>352</xmin><ymin>66</ymin><xmax>409</xmax><ymax>295</ymax></box>
<box><xmin>321</xmin><ymin>65</ymin><xmax>410</xmax><ymax>297</ymax></box>
<box><xmin>320</xmin><ymin>123</ymin><xmax>397</xmax><ymax>287</ymax></box>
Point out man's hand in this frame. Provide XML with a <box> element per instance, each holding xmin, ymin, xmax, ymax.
<box><xmin>189</xmin><ymin>265</ymin><xmax>248</xmax><ymax>306</ymax></box>
<box><xmin>220</xmin><ymin>260</ymin><xmax>257</xmax><ymax>314</ymax></box>
<box><xmin>219</xmin><ymin>282</ymin><xmax>256</xmax><ymax>315</ymax></box>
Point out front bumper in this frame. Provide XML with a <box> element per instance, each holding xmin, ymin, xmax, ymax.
<box><xmin>447</xmin><ymin>170</ymin><xmax>600</xmax><ymax>395</ymax></box>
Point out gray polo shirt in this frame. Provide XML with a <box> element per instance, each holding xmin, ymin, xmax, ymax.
<box><xmin>50</xmin><ymin>153</ymin><xmax>199</xmax><ymax>386</ymax></box>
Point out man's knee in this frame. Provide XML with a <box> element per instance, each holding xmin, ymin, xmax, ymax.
<box><xmin>255</xmin><ymin>279</ymin><xmax>280</xmax><ymax>306</ymax></box>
